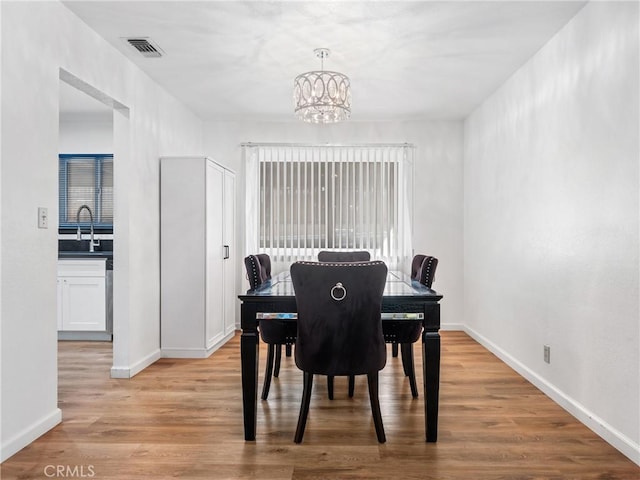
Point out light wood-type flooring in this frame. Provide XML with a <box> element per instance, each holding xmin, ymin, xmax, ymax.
<box><xmin>1</xmin><ymin>331</ymin><xmax>638</xmax><ymax>479</ymax></box>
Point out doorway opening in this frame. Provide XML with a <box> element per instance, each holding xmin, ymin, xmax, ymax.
<box><xmin>58</xmin><ymin>69</ymin><xmax>129</xmax><ymax>380</ymax></box>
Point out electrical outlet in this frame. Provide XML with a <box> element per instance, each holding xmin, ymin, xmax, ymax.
<box><xmin>544</xmin><ymin>345</ymin><xmax>551</xmax><ymax>364</ymax></box>
<box><xmin>38</xmin><ymin>207</ymin><xmax>48</xmax><ymax>229</ymax></box>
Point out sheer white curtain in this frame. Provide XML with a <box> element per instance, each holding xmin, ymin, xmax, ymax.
<box><xmin>243</xmin><ymin>143</ymin><xmax>414</xmax><ymax>273</ymax></box>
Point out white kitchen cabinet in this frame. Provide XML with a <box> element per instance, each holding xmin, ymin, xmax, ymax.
<box><xmin>160</xmin><ymin>156</ymin><xmax>236</xmax><ymax>358</ymax></box>
<box><xmin>57</xmin><ymin>259</ymin><xmax>106</xmax><ymax>332</ymax></box>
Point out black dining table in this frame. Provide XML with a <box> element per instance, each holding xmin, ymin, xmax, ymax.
<box><xmin>238</xmin><ymin>269</ymin><xmax>443</xmax><ymax>442</ymax></box>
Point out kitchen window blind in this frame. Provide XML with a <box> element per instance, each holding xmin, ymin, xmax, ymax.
<box><xmin>243</xmin><ymin>143</ymin><xmax>414</xmax><ymax>272</ymax></box>
<box><xmin>58</xmin><ymin>154</ymin><xmax>113</xmax><ymax>231</ymax></box>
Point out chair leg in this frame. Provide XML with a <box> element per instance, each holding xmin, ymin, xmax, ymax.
<box><xmin>285</xmin><ymin>344</ymin><xmax>292</xmax><ymax>357</ymax></box>
<box><xmin>367</xmin><ymin>373</ymin><xmax>386</xmax><ymax>443</ymax></box>
<box><xmin>294</xmin><ymin>372</ymin><xmax>314</xmax><ymax>443</ymax></box>
<box><xmin>401</xmin><ymin>343</ymin><xmax>410</xmax><ymax>376</ymax></box>
<box><xmin>261</xmin><ymin>343</ymin><xmax>275</xmax><ymax>400</ymax></box>
<box><xmin>348</xmin><ymin>375</ymin><xmax>355</xmax><ymax>398</ymax></box>
<box><xmin>274</xmin><ymin>344</ymin><xmax>283</xmax><ymax>378</ymax></box>
<box><xmin>401</xmin><ymin>343</ymin><xmax>419</xmax><ymax>398</ymax></box>
<box><xmin>392</xmin><ymin>342</ymin><xmax>399</xmax><ymax>357</ymax></box>
<box><xmin>327</xmin><ymin>375</ymin><xmax>334</xmax><ymax>400</ymax></box>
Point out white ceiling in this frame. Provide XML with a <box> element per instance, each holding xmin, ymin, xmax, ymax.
<box><xmin>61</xmin><ymin>1</ymin><xmax>587</xmax><ymax>122</ymax></box>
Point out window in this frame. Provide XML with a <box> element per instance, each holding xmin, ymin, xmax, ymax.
<box><xmin>58</xmin><ymin>154</ymin><xmax>113</xmax><ymax>232</ymax></box>
<box><xmin>244</xmin><ymin>144</ymin><xmax>414</xmax><ymax>271</ymax></box>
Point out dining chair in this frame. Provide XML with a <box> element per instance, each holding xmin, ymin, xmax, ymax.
<box><xmin>290</xmin><ymin>260</ymin><xmax>388</xmax><ymax>443</ymax></box>
<box><xmin>317</xmin><ymin>250</ymin><xmax>370</xmax><ymax>398</ymax></box>
<box><xmin>244</xmin><ymin>253</ymin><xmax>271</xmax><ymax>290</ymax></box>
<box><xmin>413</xmin><ymin>255</ymin><xmax>438</xmax><ymax>288</ymax></box>
<box><xmin>317</xmin><ymin>250</ymin><xmax>371</xmax><ymax>262</ymax></box>
<box><xmin>386</xmin><ymin>255</ymin><xmax>439</xmax><ymax>397</ymax></box>
<box><xmin>244</xmin><ymin>253</ymin><xmax>296</xmax><ymax>400</ymax></box>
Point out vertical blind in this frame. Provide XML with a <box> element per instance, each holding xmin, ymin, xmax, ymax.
<box><xmin>58</xmin><ymin>154</ymin><xmax>113</xmax><ymax>229</ymax></box>
<box><xmin>243</xmin><ymin>143</ymin><xmax>414</xmax><ymax>272</ymax></box>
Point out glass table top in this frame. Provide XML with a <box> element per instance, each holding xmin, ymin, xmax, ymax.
<box><xmin>241</xmin><ymin>270</ymin><xmax>441</xmax><ymax>299</ymax></box>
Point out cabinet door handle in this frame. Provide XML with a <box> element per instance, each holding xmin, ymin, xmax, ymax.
<box><xmin>224</xmin><ymin>245</ymin><xmax>230</xmax><ymax>259</ymax></box>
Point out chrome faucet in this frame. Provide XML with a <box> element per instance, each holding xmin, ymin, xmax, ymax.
<box><xmin>76</xmin><ymin>204</ymin><xmax>100</xmax><ymax>252</ymax></box>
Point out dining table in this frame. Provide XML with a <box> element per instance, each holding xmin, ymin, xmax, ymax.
<box><xmin>238</xmin><ymin>269</ymin><xmax>443</xmax><ymax>442</ymax></box>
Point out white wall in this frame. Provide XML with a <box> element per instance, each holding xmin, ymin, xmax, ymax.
<box><xmin>1</xmin><ymin>2</ymin><xmax>203</xmax><ymax>461</ymax></box>
<box><xmin>59</xmin><ymin>115</ymin><xmax>113</xmax><ymax>153</ymax></box>
<box><xmin>203</xmin><ymin>120</ymin><xmax>464</xmax><ymax>329</ymax></box>
<box><xmin>464</xmin><ymin>1</ymin><xmax>639</xmax><ymax>463</ymax></box>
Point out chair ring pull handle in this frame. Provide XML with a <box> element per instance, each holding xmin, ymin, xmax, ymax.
<box><xmin>330</xmin><ymin>282</ymin><xmax>347</xmax><ymax>301</ymax></box>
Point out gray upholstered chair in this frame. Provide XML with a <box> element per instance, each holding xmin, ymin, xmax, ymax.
<box><xmin>290</xmin><ymin>260</ymin><xmax>388</xmax><ymax>443</ymax></box>
<box><xmin>244</xmin><ymin>253</ymin><xmax>271</xmax><ymax>290</ymax></box>
<box><xmin>317</xmin><ymin>250</ymin><xmax>371</xmax><ymax>262</ymax></box>
<box><xmin>317</xmin><ymin>250</ymin><xmax>371</xmax><ymax>398</ymax></box>
<box><xmin>387</xmin><ymin>255</ymin><xmax>439</xmax><ymax>397</ymax></box>
<box><xmin>244</xmin><ymin>253</ymin><xmax>296</xmax><ymax>400</ymax></box>
<box><xmin>412</xmin><ymin>255</ymin><xmax>438</xmax><ymax>288</ymax></box>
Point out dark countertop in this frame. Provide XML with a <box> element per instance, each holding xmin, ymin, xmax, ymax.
<box><xmin>58</xmin><ymin>240</ymin><xmax>113</xmax><ymax>269</ymax></box>
<box><xmin>58</xmin><ymin>251</ymin><xmax>112</xmax><ymax>258</ymax></box>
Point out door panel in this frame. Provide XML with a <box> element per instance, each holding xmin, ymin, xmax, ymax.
<box><xmin>63</xmin><ymin>277</ymin><xmax>106</xmax><ymax>331</ymax></box>
<box><xmin>205</xmin><ymin>161</ymin><xmax>225</xmax><ymax>348</ymax></box>
<box><xmin>223</xmin><ymin>170</ymin><xmax>236</xmax><ymax>335</ymax></box>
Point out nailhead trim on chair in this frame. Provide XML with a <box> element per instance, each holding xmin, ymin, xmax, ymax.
<box><xmin>419</xmin><ymin>257</ymin><xmax>437</xmax><ymax>288</ymax></box>
<box><xmin>295</xmin><ymin>260</ymin><xmax>385</xmax><ymax>268</ymax></box>
<box><xmin>246</xmin><ymin>255</ymin><xmax>261</xmax><ymax>290</ymax></box>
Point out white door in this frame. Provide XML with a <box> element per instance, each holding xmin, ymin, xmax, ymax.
<box><xmin>205</xmin><ymin>160</ymin><xmax>225</xmax><ymax>349</ymax></box>
<box><xmin>223</xmin><ymin>170</ymin><xmax>236</xmax><ymax>335</ymax></box>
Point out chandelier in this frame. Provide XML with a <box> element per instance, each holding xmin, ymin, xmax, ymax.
<box><xmin>293</xmin><ymin>48</ymin><xmax>351</xmax><ymax>124</ymax></box>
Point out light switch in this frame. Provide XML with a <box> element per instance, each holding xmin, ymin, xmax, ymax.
<box><xmin>38</xmin><ymin>207</ymin><xmax>48</xmax><ymax>229</ymax></box>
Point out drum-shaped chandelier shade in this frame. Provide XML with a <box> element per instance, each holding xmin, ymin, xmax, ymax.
<box><xmin>293</xmin><ymin>48</ymin><xmax>351</xmax><ymax>124</ymax></box>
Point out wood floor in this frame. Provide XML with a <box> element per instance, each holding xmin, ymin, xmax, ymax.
<box><xmin>1</xmin><ymin>331</ymin><xmax>638</xmax><ymax>480</ymax></box>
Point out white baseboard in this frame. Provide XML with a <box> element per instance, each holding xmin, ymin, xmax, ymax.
<box><xmin>161</xmin><ymin>332</ymin><xmax>235</xmax><ymax>359</ymax></box>
<box><xmin>463</xmin><ymin>325</ymin><xmax>640</xmax><ymax>466</ymax></box>
<box><xmin>1</xmin><ymin>408</ymin><xmax>62</xmax><ymax>462</ymax></box>
<box><xmin>110</xmin><ymin>349</ymin><xmax>161</xmax><ymax>379</ymax></box>
<box><xmin>441</xmin><ymin>322</ymin><xmax>465</xmax><ymax>331</ymax></box>
<box><xmin>160</xmin><ymin>347</ymin><xmax>211</xmax><ymax>359</ymax></box>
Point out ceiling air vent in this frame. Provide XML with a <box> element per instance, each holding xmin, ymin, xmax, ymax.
<box><xmin>125</xmin><ymin>37</ymin><xmax>164</xmax><ymax>58</ymax></box>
